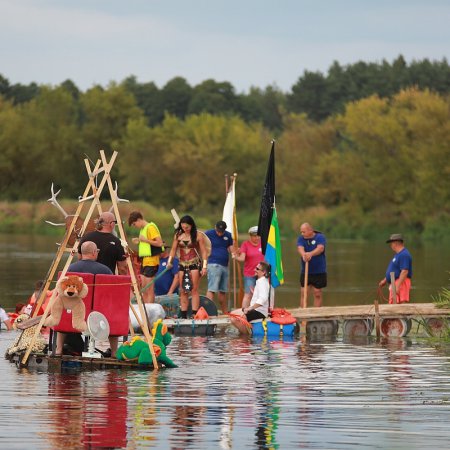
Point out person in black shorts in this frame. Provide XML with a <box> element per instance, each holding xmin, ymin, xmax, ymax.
<box><xmin>297</xmin><ymin>223</ymin><xmax>327</xmax><ymax>307</ymax></box>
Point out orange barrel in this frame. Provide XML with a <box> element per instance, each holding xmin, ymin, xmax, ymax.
<box><xmin>425</xmin><ymin>317</ymin><xmax>448</xmax><ymax>337</ymax></box>
<box><xmin>342</xmin><ymin>319</ymin><xmax>373</xmax><ymax>337</ymax></box>
<box><xmin>306</xmin><ymin>320</ymin><xmax>338</xmax><ymax>338</ymax></box>
<box><xmin>380</xmin><ymin>317</ymin><xmax>411</xmax><ymax>337</ymax></box>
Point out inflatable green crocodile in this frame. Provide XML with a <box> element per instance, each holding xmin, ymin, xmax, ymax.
<box><xmin>117</xmin><ymin>319</ymin><xmax>177</xmax><ymax>368</ymax></box>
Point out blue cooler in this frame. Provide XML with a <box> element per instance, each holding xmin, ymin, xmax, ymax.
<box><xmin>251</xmin><ymin>319</ymin><xmax>266</xmax><ymax>336</ymax></box>
<box><xmin>267</xmin><ymin>320</ymin><xmax>296</xmax><ymax>337</ymax></box>
<box><xmin>251</xmin><ymin>319</ymin><xmax>297</xmax><ymax>337</ymax></box>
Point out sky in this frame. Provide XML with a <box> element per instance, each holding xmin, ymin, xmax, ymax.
<box><xmin>1</xmin><ymin>0</ymin><xmax>449</xmax><ymax>93</ymax></box>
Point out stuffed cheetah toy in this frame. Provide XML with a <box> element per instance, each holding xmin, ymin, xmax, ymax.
<box><xmin>6</xmin><ymin>313</ymin><xmax>47</xmax><ymax>356</ymax></box>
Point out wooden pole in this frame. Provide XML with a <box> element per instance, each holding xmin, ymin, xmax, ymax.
<box><xmin>21</xmin><ymin>156</ymin><xmax>106</xmax><ymax>365</ymax></box>
<box><xmin>100</xmin><ymin>151</ymin><xmax>159</xmax><ymax>370</ymax></box>
<box><xmin>374</xmin><ymin>299</ymin><xmax>381</xmax><ymax>338</ymax></box>
<box><xmin>302</xmin><ymin>261</ymin><xmax>309</xmax><ymax>308</ymax></box>
<box><xmin>390</xmin><ymin>272</ymin><xmax>397</xmax><ymax>304</ymax></box>
<box><xmin>31</xmin><ymin>158</ymin><xmax>103</xmax><ymax>318</ymax></box>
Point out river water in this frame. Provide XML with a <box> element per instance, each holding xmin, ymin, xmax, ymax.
<box><xmin>0</xmin><ymin>234</ymin><xmax>449</xmax><ymax>449</ymax></box>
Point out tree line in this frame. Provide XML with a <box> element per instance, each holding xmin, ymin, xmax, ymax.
<box><xmin>0</xmin><ymin>57</ymin><xmax>449</xmax><ymax>240</ymax></box>
<box><xmin>1</xmin><ymin>55</ymin><xmax>449</xmax><ymax>130</ymax></box>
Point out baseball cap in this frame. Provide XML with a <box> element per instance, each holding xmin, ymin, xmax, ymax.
<box><xmin>248</xmin><ymin>226</ymin><xmax>258</xmax><ymax>234</ymax></box>
<box><xmin>215</xmin><ymin>220</ymin><xmax>227</xmax><ymax>232</ymax></box>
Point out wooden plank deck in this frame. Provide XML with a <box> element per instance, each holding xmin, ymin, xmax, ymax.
<box><xmin>288</xmin><ymin>303</ymin><xmax>450</xmax><ymax>321</ymax></box>
<box><xmin>163</xmin><ymin>317</ymin><xmax>231</xmax><ymax>327</ymax></box>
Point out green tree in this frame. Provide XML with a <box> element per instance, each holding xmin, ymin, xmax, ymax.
<box><xmin>287</xmin><ymin>71</ymin><xmax>329</xmax><ymax>121</ymax></box>
<box><xmin>188</xmin><ymin>80</ymin><xmax>238</xmax><ymax>116</ymax></box>
<box><xmin>0</xmin><ymin>87</ymin><xmax>84</xmax><ymax>199</ymax></box>
<box><xmin>121</xmin><ymin>75</ymin><xmax>163</xmax><ymax>126</ymax></box>
<box><xmin>160</xmin><ymin>77</ymin><xmax>193</xmax><ymax>119</ymax></box>
<box><xmin>238</xmin><ymin>85</ymin><xmax>285</xmax><ymax>131</ymax></box>
<box><xmin>80</xmin><ymin>83</ymin><xmax>143</xmax><ymax>152</ymax></box>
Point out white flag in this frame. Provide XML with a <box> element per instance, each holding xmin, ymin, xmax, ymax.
<box><xmin>222</xmin><ymin>176</ymin><xmax>238</xmax><ymax>240</ymax></box>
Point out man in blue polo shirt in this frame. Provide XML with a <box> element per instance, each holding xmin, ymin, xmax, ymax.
<box><xmin>378</xmin><ymin>233</ymin><xmax>413</xmax><ymax>304</ymax></box>
<box><xmin>205</xmin><ymin>220</ymin><xmax>234</xmax><ymax>314</ymax></box>
<box><xmin>154</xmin><ymin>247</ymin><xmax>180</xmax><ymax>296</ymax></box>
<box><xmin>297</xmin><ymin>222</ymin><xmax>327</xmax><ymax>307</ymax></box>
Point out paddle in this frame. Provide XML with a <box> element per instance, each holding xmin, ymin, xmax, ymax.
<box><xmin>302</xmin><ymin>261</ymin><xmax>309</xmax><ymax>308</ymax></box>
<box><xmin>130</xmin><ymin>267</ymin><xmax>170</xmax><ymax>303</ymax></box>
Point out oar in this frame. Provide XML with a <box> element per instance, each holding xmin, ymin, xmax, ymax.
<box><xmin>302</xmin><ymin>261</ymin><xmax>309</xmax><ymax>308</ymax></box>
<box><xmin>130</xmin><ymin>267</ymin><xmax>170</xmax><ymax>303</ymax></box>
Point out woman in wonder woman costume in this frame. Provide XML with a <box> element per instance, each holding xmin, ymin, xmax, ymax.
<box><xmin>167</xmin><ymin>215</ymin><xmax>208</xmax><ymax>318</ymax></box>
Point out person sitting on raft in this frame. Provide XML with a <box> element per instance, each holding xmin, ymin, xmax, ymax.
<box><xmin>230</xmin><ymin>261</ymin><xmax>273</xmax><ymax>324</ymax></box>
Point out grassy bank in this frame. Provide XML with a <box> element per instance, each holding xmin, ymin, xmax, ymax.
<box><xmin>1</xmin><ymin>200</ymin><xmax>449</xmax><ymax>243</ymax></box>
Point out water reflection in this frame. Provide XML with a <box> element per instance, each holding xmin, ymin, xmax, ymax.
<box><xmin>1</xmin><ymin>328</ymin><xmax>450</xmax><ymax>449</ymax></box>
<box><xmin>43</xmin><ymin>371</ymin><xmax>128</xmax><ymax>449</ymax></box>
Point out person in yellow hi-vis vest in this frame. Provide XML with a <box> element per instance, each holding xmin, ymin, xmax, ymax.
<box><xmin>129</xmin><ymin>211</ymin><xmax>164</xmax><ymax>303</ymax></box>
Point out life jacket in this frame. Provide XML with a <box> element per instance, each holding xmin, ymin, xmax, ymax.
<box><xmin>270</xmin><ymin>308</ymin><xmax>297</xmax><ymax>325</ymax></box>
<box><xmin>138</xmin><ymin>222</ymin><xmax>163</xmax><ymax>257</ymax></box>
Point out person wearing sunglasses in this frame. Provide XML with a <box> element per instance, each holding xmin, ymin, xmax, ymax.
<box><xmin>79</xmin><ymin>211</ymin><xmax>127</xmax><ymax>275</ymax></box>
<box><xmin>230</xmin><ymin>261</ymin><xmax>273</xmax><ymax>330</ymax></box>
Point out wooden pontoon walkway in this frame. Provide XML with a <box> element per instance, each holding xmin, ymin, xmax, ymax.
<box><xmin>288</xmin><ymin>302</ymin><xmax>450</xmax><ymax>321</ymax></box>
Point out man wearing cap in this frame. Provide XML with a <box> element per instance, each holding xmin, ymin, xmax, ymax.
<box><xmin>205</xmin><ymin>220</ymin><xmax>234</xmax><ymax>313</ymax></box>
<box><xmin>379</xmin><ymin>234</ymin><xmax>413</xmax><ymax>304</ymax></box>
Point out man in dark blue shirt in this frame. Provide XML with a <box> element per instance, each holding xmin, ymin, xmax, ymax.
<box><xmin>154</xmin><ymin>247</ymin><xmax>179</xmax><ymax>296</ymax></box>
<box><xmin>379</xmin><ymin>233</ymin><xmax>413</xmax><ymax>304</ymax></box>
<box><xmin>205</xmin><ymin>221</ymin><xmax>234</xmax><ymax>313</ymax></box>
<box><xmin>297</xmin><ymin>223</ymin><xmax>327</xmax><ymax>307</ymax></box>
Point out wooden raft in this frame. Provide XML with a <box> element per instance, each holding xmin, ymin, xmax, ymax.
<box><xmin>288</xmin><ymin>303</ymin><xmax>450</xmax><ymax>321</ymax></box>
<box><xmin>11</xmin><ymin>352</ymin><xmax>161</xmax><ymax>372</ymax></box>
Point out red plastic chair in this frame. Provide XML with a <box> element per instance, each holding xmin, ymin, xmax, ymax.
<box><xmin>92</xmin><ymin>274</ymin><xmax>131</xmax><ymax>337</ymax></box>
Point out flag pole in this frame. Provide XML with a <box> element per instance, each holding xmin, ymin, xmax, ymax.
<box><xmin>231</xmin><ymin>174</ymin><xmax>237</xmax><ymax>309</ymax></box>
<box><xmin>258</xmin><ymin>140</ymin><xmax>284</xmax><ymax>290</ymax></box>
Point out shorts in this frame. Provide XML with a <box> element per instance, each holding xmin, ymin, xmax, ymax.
<box><xmin>246</xmin><ymin>309</ymin><xmax>266</xmax><ymax>322</ymax></box>
<box><xmin>180</xmin><ymin>262</ymin><xmax>201</xmax><ymax>272</ymax></box>
<box><xmin>244</xmin><ymin>276</ymin><xmax>256</xmax><ymax>294</ymax></box>
<box><xmin>140</xmin><ymin>265</ymin><xmax>158</xmax><ymax>278</ymax></box>
<box><xmin>207</xmin><ymin>263</ymin><xmax>229</xmax><ymax>293</ymax></box>
<box><xmin>389</xmin><ymin>278</ymin><xmax>411</xmax><ymax>304</ymax></box>
<box><xmin>300</xmin><ymin>272</ymin><xmax>327</xmax><ymax>289</ymax></box>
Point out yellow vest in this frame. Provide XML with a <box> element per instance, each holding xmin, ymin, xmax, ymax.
<box><xmin>138</xmin><ymin>222</ymin><xmax>163</xmax><ymax>257</ymax></box>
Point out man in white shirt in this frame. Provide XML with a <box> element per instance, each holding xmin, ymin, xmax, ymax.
<box><xmin>0</xmin><ymin>306</ymin><xmax>13</xmax><ymax>330</ymax></box>
<box><xmin>230</xmin><ymin>261</ymin><xmax>273</xmax><ymax>332</ymax></box>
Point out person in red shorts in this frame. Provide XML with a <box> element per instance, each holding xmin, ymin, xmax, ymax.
<box><xmin>379</xmin><ymin>233</ymin><xmax>413</xmax><ymax>304</ymax></box>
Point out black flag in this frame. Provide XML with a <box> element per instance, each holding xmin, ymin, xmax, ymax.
<box><xmin>257</xmin><ymin>141</ymin><xmax>275</xmax><ymax>254</ymax></box>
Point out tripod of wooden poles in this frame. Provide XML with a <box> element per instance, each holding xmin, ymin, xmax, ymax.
<box><xmin>21</xmin><ymin>150</ymin><xmax>158</xmax><ymax>368</ymax></box>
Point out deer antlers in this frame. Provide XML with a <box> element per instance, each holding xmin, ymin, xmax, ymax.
<box><xmin>45</xmin><ymin>183</ymin><xmax>69</xmax><ymax>226</ymax></box>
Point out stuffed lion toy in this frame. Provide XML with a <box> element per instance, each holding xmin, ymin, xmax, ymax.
<box><xmin>44</xmin><ymin>275</ymin><xmax>89</xmax><ymax>332</ymax></box>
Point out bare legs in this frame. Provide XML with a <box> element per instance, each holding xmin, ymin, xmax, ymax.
<box><xmin>140</xmin><ymin>274</ymin><xmax>155</xmax><ymax>303</ymax></box>
<box><xmin>178</xmin><ymin>269</ymin><xmax>201</xmax><ymax>315</ymax></box>
<box><xmin>241</xmin><ymin>293</ymin><xmax>251</xmax><ymax>309</ymax></box>
<box><xmin>206</xmin><ymin>291</ymin><xmax>228</xmax><ymax>314</ymax></box>
<box><xmin>300</xmin><ymin>286</ymin><xmax>323</xmax><ymax>307</ymax></box>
